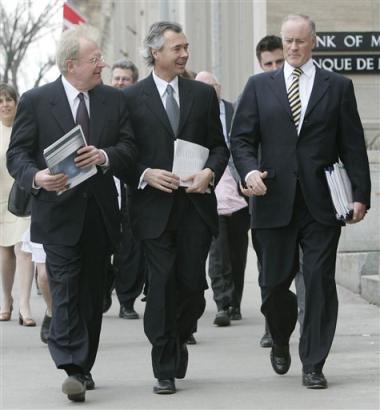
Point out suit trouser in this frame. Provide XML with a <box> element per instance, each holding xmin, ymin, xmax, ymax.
<box><xmin>252</xmin><ymin>187</ymin><xmax>341</xmax><ymax>373</ymax></box>
<box><xmin>208</xmin><ymin>207</ymin><xmax>250</xmax><ymax>310</ymax></box>
<box><xmin>143</xmin><ymin>191</ymin><xmax>212</xmax><ymax>379</ymax></box>
<box><xmin>113</xmin><ymin>206</ymin><xmax>145</xmax><ymax>308</ymax></box>
<box><xmin>44</xmin><ymin>200</ymin><xmax>111</xmax><ymax>373</ymax></box>
<box><xmin>104</xmin><ymin>192</ymin><xmax>146</xmax><ymax>308</ymax></box>
<box><xmin>257</xmin><ymin>248</ymin><xmax>305</xmax><ymax>333</ymax></box>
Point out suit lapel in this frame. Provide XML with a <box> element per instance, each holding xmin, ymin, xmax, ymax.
<box><xmin>304</xmin><ymin>67</ymin><xmax>330</xmax><ymax>118</ymax></box>
<box><xmin>177</xmin><ymin>77</ymin><xmax>193</xmax><ymax>137</ymax></box>
<box><xmin>143</xmin><ymin>75</ymin><xmax>174</xmax><ymax>136</ymax></box>
<box><xmin>88</xmin><ymin>86</ymin><xmax>106</xmax><ymax>146</ymax></box>
<box><xmin>268</xmin><ymin>68</ymin><xmax>293</xmax><ymax>120</ymax></box>
<box><xmin>49</xmin><ymin>77</ymin><xmax>76</xmax><ymax>135</ymax></box>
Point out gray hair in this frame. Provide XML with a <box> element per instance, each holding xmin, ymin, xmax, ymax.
<box><xmin>281</xmin><ymin>14</ymin><xmax>316</xmax><ymax>38</ymax></box>
<box><xmin>56</xmin><ymin>25</ymin><xmax>100</xmax><ymax>74</ymax></box>
<box><xmin>111</xmin><ymin>59</ymin><xmax>139</xmax><ymax>82</ymax></box>
<box><xmin>142</xmin><ymin>21</ymin><xmax>183</xmax><ymax>67</ymax></box>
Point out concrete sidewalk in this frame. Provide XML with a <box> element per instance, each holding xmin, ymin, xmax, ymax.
<box><xmin>1</xmin><ymin>247</ymin><xmax>379</xmax><ymax>410</ymax></box>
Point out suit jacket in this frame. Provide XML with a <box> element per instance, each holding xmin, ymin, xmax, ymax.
<box><xmin>230</xmin><ymin>65</ymin><xmax>371</xmax><ymax>229</ymax></box>
<box><xmin>7</xmin><ymin>77</ymin><xmax>137</xmax><ymax>247</ymax></box>
<box><xmin>123</xmin><ymin>74</ymin><xmax>229</xmax><ymax>240</ymax></box>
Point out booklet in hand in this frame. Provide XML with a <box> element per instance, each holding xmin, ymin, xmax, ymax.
<box><xmin>172</xmin><ymin>139</ymin><xmax>210</xmax><ymax>187</ymax></box>
<box><xmin>43</xmin><ymin>125</ymin><xmax>97</xmax><ymax>195</ymax></box>
<box><xmin>324</xmin><ymin>162</ymin><xmax>353</xmax><ymax>221</ymax></box>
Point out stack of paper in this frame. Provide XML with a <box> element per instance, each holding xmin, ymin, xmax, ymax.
<box><xmin>324</xmin><ymin>162</ymin><xmax>353</xmax><ymax>221</ymax></box>
<box><xmin>172</xmin><ymin>139</ymin><xmax>209</xmax><ymax>187</ymax></box>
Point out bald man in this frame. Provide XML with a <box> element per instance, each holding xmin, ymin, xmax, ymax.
<box><xmin>196</xmin><ymin>71</ymin><xmax>250</xmax><ymax>327</ymax></box>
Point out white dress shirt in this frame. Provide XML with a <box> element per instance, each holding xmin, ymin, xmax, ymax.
<box><xmin>245</xmin><ymin>58</ymin><xmax>316</xmax><ymax>182</ymax></box>
<box><xmin>61</xmin><ymin>75</ymin><xmax>90</xmax><ymax>119</ymax></box>
<box><xmin>152</xmin><ymin>70</ymin><xmax>180</xmax><ymax>108</ymax></box>
<box><xmin>61</xmin><ymin>76</ymin><xmax>109</xmax><ymax>167</ymax></box>
<box><xmin>283</xmin><ymin>58</ymin><xmax>316</xmax><ymax>135</ymax></box>
<box><xmin>138</xmin><ymin>71</ymin><xmax>180</xmax><ymax>189</ymax></box>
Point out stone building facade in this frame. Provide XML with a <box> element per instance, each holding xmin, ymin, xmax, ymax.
<box><xmin>69</xmin><ymin>0</ymin><xmax>379</xmax><ymax>150</ymax></box>
<box><xmin>69</xmin><ymin>0</ymin><xmax>379</xmax><ymax>304</ymax></box>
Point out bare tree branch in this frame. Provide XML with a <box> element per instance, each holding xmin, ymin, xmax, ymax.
<box><xmin>33</xmin><ymin>57</ymin><xmax>55</xmax><ymax>88</ymax></box>
<box><xmin>0</xmin><ymin>0</ymin><xmax>61</xmax><ymax>93</ymax></box>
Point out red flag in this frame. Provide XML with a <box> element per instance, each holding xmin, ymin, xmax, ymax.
<box><xmin>63</xmin><ymin>2</ymin><xmax>86</xmax><ymax>30</ymax></box>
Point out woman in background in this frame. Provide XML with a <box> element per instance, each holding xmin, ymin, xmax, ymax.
<box><xmin>0</xmin><ymin>83</ymin><xmax>35</xmax><ymax>326</ymax></box>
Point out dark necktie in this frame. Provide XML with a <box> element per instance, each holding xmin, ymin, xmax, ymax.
<box><xmin>76</xmin><ymin>92</ymin><xmax>90</xmax><ymax>142</ymax></box>
<box><xmin>287</xmin><ymin>67</ymin><xmax>303</xmax><ymax>129</ymax></box>
<box><xmin>165</xmin><ymin>84</ymin><xmax>179</xmax><ymax>136</ymax></box>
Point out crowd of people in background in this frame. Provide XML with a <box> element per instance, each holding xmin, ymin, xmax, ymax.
<box><xmin>0</xmin><ymin>12</ymin><xmax>371</xmax><ymax>404</ymax></box>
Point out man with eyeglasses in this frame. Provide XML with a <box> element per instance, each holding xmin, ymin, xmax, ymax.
<box><xmin>231</xmin><ymin>14</ymin><xmax>370</xmax><ymax>389</ymax></box>
<box><xmin>7</xmin><ymin>25</ymin><xmax>137</xmax><ymax>403</ymax></box>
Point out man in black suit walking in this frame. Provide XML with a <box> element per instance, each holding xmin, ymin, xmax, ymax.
<box><xmin>195</xmin><ymin>71</ymin><xmax>250</xmax><ymax>327</ymax></box>
<box><xmin>123</xmin><ymin>21</ymin><xmax>229</xmax><ymax>394</ymax></box>
<box><xmin>231</xmin><ymin>14</ymin><xmax>370</xmax><ymax>389</ymax></box>
<box><xmin>7</xmin><ymin>25</ymin><xmax>137</xmax><ymax>402</ymax></box>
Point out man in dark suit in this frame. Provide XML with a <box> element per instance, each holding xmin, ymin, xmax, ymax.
<box><xmin>7</xmin><ymin>25</ymin><xmax>137</xmax><ymax>403</ymax></box>
<box><xmin>231</xmin><ymin>14</ymin><xmax>370</xmax><ymax>389</ymax></box>
<box><xmin>123</xmin><ymin>21</ymin><xmax>229</xmax><ymax>394</ymax></box>
<box><xmin>254</xmin><ymin>35</ymin><xmax>306</xmax><ymax>348</ymax></box>
<box><xmin>195</xmin><ymin>71</ymin><xmax>250</xmax><ymax>327</ymax></box>
<box><xmin>102</xmin><ymin>58</ymin><xmax>146</xmax><ymax>320</ymax></box>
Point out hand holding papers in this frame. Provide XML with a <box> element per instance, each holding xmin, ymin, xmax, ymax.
<box><xmin>43</xmin><ymin>125</ymin><xmax>97</xmax><ymax>195</ymax></box>
<box><xmin>324</xmin><ymin>162</ymin><xmax>353</xmax><ymax>221</ymax></box>
<box><xmin>172</xmin><ymin>139</ymin><xmax>210</xmax><ymax>192</ymax></box>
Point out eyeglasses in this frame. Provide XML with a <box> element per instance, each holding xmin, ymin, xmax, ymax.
<box><xmin>71</xmin><ymin>55</ymin><xmax>105</xmax><ymax>66</ymax></box>
<box><xmin>88</xmin><ymin>55</ymin><xmax>105</xmax><ymax>65</ymax></box>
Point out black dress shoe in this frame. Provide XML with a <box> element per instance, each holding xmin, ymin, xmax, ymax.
<box><xmin>176</xmin><ymin>343</ymin><xmax>188</xmax><ymax>379</ymax></box>
<box><xmin>119</xmin><ymin>305</ymin><xmax>139</xmax><ymax>319</ymax></box>
<box><xmin>40</xmin><ymin>313</ymin><xmax>52</xmax><ymax>344</ymax></box>
<box><xmin>270</xmin><ymin>344</ymin><xmax>291</xmax><ymax>375</ymax></box>
<box><xmin>213</xmin><ymin>309</ymin><xmax>230</xmax><ymax>326</ymax></box>
<box><xmin>186</xmin><ymin>334</ymin><xmax>197</xmax><ymax>345</ymax></box>
<box><xmin>102</xmin><ymin>292</ymin><xmax>112</xmax><ymax>313</ymax></box>
<box><xmin>153</xmin><ymin>379</ymin><xmax>176</xmax><ymax>394</ymax></box>
<box><xmin>229</xmin><ymin>306</ymin><xmax>242</xmax><ymax>320</ymax></box>
<box><xmin>83</xmin><ymin>373</ymin><xmax>95</xmax><ymax>390</ymax></box>
<box><xmin>62</xmin><ymin>374</ymin><xmax>86</xmax><ymax>402</ymax></box>
<box><xmin>302</xmin><ymin>371</ymin><xmax>328</xmax><ymax>389</ymax></box>
<box><xmin>260</xmin><ymin>331</ymin><xmax>273</xmax><ymax>348</ymax></box>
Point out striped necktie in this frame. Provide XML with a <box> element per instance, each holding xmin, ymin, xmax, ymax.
<box><xmin>287</xmin><ymin>67</ymin><xmax>303</xmax><ymax>129</ymax></box>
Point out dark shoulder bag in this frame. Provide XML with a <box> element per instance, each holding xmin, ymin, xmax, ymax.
<box><xmin>8</xmin><ymin>181</ymin><xmax>32</xmax><ymax>217</ymax></box>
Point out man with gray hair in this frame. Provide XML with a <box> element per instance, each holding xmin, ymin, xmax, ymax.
<box><xmin>7</xmin><ymin>25</ymin><xmax>137</xmax><ymax>402</ymax></box>
<box><xmin>231</xmin><ymin>14</ymin><xmax>370</xmax><ymax>389</ymax></box>
<box><xmin>111</xmin><ymin>59</ymin><xmax>139</xmax><ymax>89</ymax></box>
<box><xmin>123</xmin><ymin>21</ymin><xmax>229</xmax><ymax>394</ymax></box>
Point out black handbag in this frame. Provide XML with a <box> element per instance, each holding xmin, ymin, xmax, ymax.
<box><xmin>7</xmin><ymin>181</ymin><xmax>32</xmax><ymax>217</ymax></box>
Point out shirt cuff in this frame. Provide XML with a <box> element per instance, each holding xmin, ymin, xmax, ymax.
<box><xmin>99</xmin><ymin>149</ymin><xmax>109</xmax><ymax>172</ymax></box>
<box><xmin>138</xmin><ymin>168</ymin><xmax>150</xmax><ymax>189</ymax></box>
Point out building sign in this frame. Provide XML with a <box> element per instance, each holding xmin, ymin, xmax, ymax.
<box><xmin>315</xmin><ymin>32</ymin><xmax>380</xmax><ymax>51</ymax></box>
<box><xmin>313</xmin><ymin>32</ymin><xmax>380</xmax><ymax>74</ymax></box>
<box><xmin>314</xmin><ymin>55</ymin><xmax>380</xmax><ymax>74</ymax></box>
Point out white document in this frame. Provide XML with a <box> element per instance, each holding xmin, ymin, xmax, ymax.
<box><xmin>43</xmin><ymin>125</ymin><xmax>97</xmax><ymax>195</ymax></box>
<box><xmin>172</xmin><ymin>139</ymin><xmax>209</xmax><ymax>187</ymax></box>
